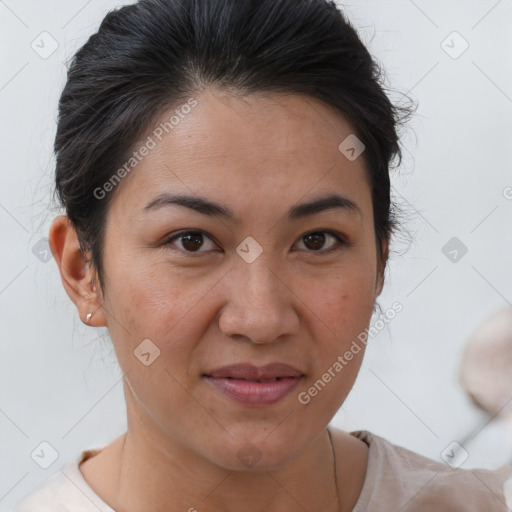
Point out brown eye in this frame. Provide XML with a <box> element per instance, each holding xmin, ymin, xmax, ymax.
<box><xmin>164</xmin><ymin>230</ymin><xmax>217</xmax><ymax>253</ymax></box>
<box><xmin>296</xmin><ymin>231</ymin><xmax>345</xmax><ymax>253</ymax></box>
<box><xmin>303</xmin><ymin>232</ymin><xmax>326</xmax><ymax>250</ymax></box>
<box><xmin>180</xmin><ymin>232</ymin><xmax>204</xmax><ymax>251</ymax></box>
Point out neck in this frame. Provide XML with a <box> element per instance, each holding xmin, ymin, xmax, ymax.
<box><xmin>114</xmin><ymin>419</ymin><xmax>341</xmax><ymax>511</ymax></box>
<box><xmin>79</xmin><ymin>385</ymin><xmax>368</xmax><ymax>512</ymax></box>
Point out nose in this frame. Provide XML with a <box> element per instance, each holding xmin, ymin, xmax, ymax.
<box><xmin>218</xmin><ymin>257</ymin><xmax>299</xmax><ymax>344</ymax></box>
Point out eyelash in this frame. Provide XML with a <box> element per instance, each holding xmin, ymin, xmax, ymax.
<box><xmin>162</xmin><ymin>230</ymin><xmax>348</xmax><ymax>256</ymax></box>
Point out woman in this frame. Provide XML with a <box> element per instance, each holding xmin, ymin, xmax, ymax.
<box><xmin>14</xmin><ymin>0</ymin><xmax>512</xmax><ymax>510</ymax></box>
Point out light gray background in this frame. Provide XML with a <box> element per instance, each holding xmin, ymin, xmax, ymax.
<box><xmin>1</xmin><ymin>0</ymin><xmax>512</xmax><ymax>510</ymax></box>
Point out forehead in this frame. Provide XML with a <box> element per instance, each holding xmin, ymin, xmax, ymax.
<box><xmin>150</xmin><ymin>89</ymin><xmax>364</xmax><ymax>175</ymax></box>
<box><xmin>110</xmin><ymin>89</ymin><xmax>371</xmax><ymax>221</ymax></box>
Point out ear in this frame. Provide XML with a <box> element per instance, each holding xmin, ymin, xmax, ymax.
<box><xmin>48</xmin><ymin>215</ymin><xmax>107</xmax><ymax>326</ymax></box>
<box><xmin>375</xmin><ymin>237</ymin><xmax>390</xmax><ymax>297</ymax></box>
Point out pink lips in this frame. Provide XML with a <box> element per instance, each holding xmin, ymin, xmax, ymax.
<box><xmin>203</xmin><ymin>362</ymin><xmax>304</xmax><ymax>406</ymax></box>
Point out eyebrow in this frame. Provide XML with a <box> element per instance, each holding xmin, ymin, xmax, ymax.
<box><xmin>143</xmin><ymin>192</ymin><xmax>362</xmax><ymax>221</ymax></box>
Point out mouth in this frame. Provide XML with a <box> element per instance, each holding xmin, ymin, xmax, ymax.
<box><xmin>203</xmin><ymin>362</ymin><xmax>304</xmax><ymax>380</ymax></box>
<box><xmin>202</xmin><ymin>363</ymin><xmax>305</xmax><ymax>406</ymax></box>
<box><xmin>206</xmin><ymin>376</ymin><xmax>288</xmax><ymax>382</ymax></box>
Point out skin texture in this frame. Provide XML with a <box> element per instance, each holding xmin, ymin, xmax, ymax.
<box><xmin>49</xmin><ymin>88</ymin><xmax>389</xmax><ymax>512</ymax></box>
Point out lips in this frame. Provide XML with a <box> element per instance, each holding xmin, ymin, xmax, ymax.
<box><xmin>203</xmin><ymin>362</ymin><xmax>305</xmax><ymax>406</ymax></box>
<box><xmin>203</xmin><ymin>362</ymin><xmax>304</xmax><ymax>381</ymax></box>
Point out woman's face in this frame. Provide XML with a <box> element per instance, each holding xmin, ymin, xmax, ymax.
<box><xmin>95</xmin><ymin>88</ymin><xmax>385</xmax><ymax>469</ymax></box>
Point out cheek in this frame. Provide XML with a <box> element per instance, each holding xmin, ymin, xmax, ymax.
<box><xmin>102</xmin><ymin>264</ymin><xmax>206</xmax><ymax>425</ymax></box>
<box><xmin>102</xmin><ymin>255</ymin><xmax>227</xmax><ymax>409</ymax></box>
<box><xmin>297</xmin><ymin>261</ymin><xmax>377</xmax><ymax>342</ymax></box>
<box><xmin>288</xmin><ymin>261</ymin><xmax>375</xmax><ymax>404</ymax></box>
<box><xmin>104</xmin><ymin>252</ymin><xmax>208</xmax><ymax>338</ymax></box>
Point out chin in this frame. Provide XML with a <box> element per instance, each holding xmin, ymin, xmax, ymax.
<box><xmin>202</xmin><ymin>430</ymin><xmax>305</xmax><ymax>472</ymax></box>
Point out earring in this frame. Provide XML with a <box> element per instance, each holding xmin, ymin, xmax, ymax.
<box><xmin>86</xmin><ymin>312</ymin><xmax>93</xmax><ymax>322</ymax></box>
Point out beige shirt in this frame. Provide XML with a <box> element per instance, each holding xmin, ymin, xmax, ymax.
<box><xmin>13</xmin><ymin>430</ymin><xmax>512</xmax><ymax>511</ymax></box>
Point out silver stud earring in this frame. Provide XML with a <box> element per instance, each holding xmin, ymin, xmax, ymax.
<box><xmin>86</xmin><ymin>312</ymin><xmax>93</xmax><ymax>322</ymax></box>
